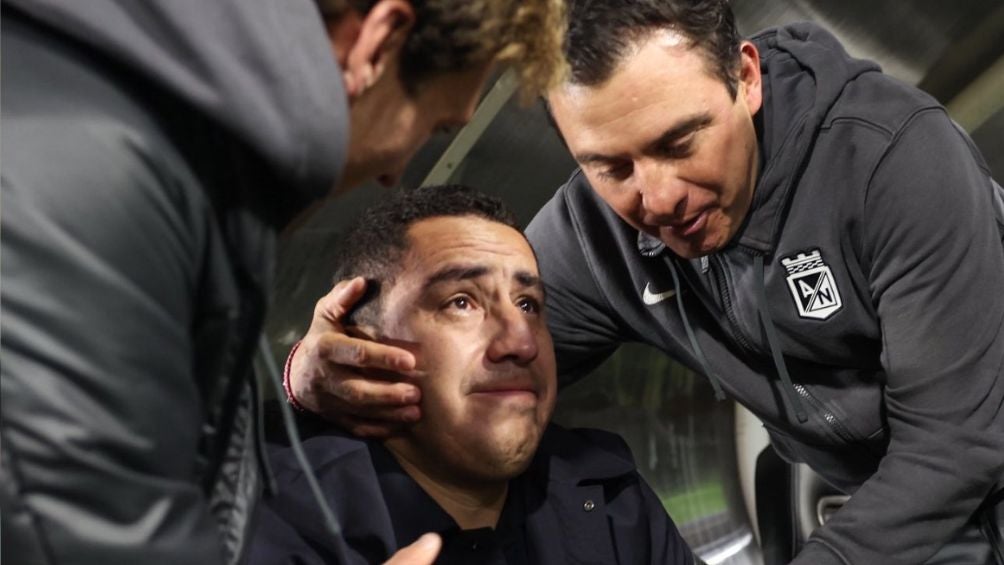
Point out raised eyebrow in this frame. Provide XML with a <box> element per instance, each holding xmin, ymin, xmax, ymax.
<box><xmin>421</xmin><ymin>265</ymin><xmax>546</xmax><ymax>298</ymax></box>
<box><xmin>423</xmin><ymin>265</ymin><xmax>490</xmax><ymax>291</ymax></box>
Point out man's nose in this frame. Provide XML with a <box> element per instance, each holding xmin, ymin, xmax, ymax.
<box><xmin>486</xmin><ymin>306</ymin><xmax>539</xmax><ymax>365</ymax></box>
<box><xmin>636</xmin><ymin>161</ymin><xmax>687</xmax><ymax>224</ymax></box>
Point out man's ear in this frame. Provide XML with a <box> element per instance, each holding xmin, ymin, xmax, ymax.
<box><xmin>326</xmin><ymin>0</ymin><xmax>416</xmax><ymax>99</ymax></box>
<box><xmin>737</xmin><ymin>41</ymin><xmax>762</xmax><ymax>114</ymax></box>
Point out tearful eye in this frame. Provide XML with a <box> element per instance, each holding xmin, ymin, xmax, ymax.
<box><xmin>517</xmin><ymin>297</ymin><xmax>541</xmax><ymax>314</ymax></box>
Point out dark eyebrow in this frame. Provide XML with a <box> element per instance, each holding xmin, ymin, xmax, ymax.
<box><xmin>423</xmin><ymin>265</ymin><xmax>490</xmax><ymax>291</ymax></box>
<box><xmin>421</xmin><ymin>264</ymin><xmax>545</xmax><ymax>296</ymax></box>
<box><xmin>573</xmin><ymin>112</ymin><xmax>713</xmax><ymax>165</ymax></box>
<box><xmin>643</xmin><ymin>113</ymin><xmax>712</xmax><ymax>154</ymax></box>
<box><xmin>514</xmin><ymin>271</ymin><xmax>544</xmax><ymax>294</ymax></box>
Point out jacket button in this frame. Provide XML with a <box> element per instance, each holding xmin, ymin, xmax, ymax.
<box><xmin>583</xmin><ymin>499</ymin><xmax>595</xmax><ymax>512</ymax></box>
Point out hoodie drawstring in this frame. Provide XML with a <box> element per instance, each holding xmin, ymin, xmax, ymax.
<box><xmin>752</xmin><ymin>255</ymin><xmax>809</xmax><ymax>423</ymax></box>
<box><xmin>248</xmin><ymin>357</ymin><xmax>277</xmax><ymax>498</ymax></box>
<box><xmin>667</xmin><ymin>259</ymin><xmax>727</xmax><ymax>401</ymax></box>
<box><xmin>257</xmin><ymin>335</ymin><xmax>352</xmax><ymax>565</ymax></box>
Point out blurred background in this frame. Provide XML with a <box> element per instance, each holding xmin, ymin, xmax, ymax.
<box><xmin>264</xmin><ymin>2</ymin><xmax>1004</xmax><ymax>563</ymax></box>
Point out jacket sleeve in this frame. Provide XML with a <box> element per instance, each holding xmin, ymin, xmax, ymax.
<box><xmin>526</xmin><ymin>181</ymin><xmax>630</xmax><ymax>387</ymax></box>
<box><xmin>637</xmin><ymin>475</ymin><xmax>701</xmax><ymax>565</ymax></box>
<box><xmin>0</xmin><ymin>113</ymin><xmax>223</xmax><ymax>564</ymax></box>
<box><xmin>795</xmin><ymin>109</ymin><xmax>1004</xmax><ymax>564</ymax></box>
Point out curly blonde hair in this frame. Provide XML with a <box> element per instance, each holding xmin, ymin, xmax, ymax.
<box><xmin>317</xmin><ymin>0</ymin><xmax>567</xmax><ymax>99</ymax></box>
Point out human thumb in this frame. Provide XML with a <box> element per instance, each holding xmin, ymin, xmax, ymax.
<box><xmin>383</xmin><ymin>533</ymin><xmax>442</xmax><ymax>565</ymax></box>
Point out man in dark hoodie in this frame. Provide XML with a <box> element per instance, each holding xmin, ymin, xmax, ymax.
<box><xmin>287</xmin><ymin>1</ymin><xmax>1004</xmax><ymax>564</ymax></box>
<box><xmin>0</xmin><ymin>1</ymin><xmax>565</xmax><ymax>565</ymax></box>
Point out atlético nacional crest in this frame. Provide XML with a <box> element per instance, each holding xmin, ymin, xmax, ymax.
<box><xmin>780</xmin><ymin>249</ymin><xmax>842</xmax><ymax>320</ymax></box>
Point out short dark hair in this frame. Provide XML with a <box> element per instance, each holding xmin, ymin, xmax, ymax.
<box><xmin>332</xmin><ymin>184</ymin><xmax>520</xmax><ymax>327</ymax></box>
<box><xmin>564</xmin><ymin>0</ymin><xmax>741</xmax><ymax>98</ymax></box>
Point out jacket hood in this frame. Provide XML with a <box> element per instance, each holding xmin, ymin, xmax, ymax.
<box><xmin>8</xmin><ymin>0</ymin><xmax>349</xmax><ymax>221</ymax></box>
<box><xmin>737</xmin><ymin>22</ymin><xmax>880</xmax><ymax>253</ymax></box>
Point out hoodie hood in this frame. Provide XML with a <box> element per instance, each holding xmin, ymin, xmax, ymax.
<box><xmin>8</xmin><ymin>0</ymin><xmax>349</xmax><ymax>221</ymax></box>
<box><xmin>737</xmin><ymin>22</ymin><xmax>880</xmax><ymax>253</ymax></box>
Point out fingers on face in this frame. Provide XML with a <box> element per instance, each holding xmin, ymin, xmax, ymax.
<box><xmin>315</xmin><ymin>333</ymin><xmax>416</xmax><ymax>371</ymax></box>
<box><xmin>315</xmin><ymin>276</ymin><xmax>368</xmax><ymax>322</ymax></box>
<box><xmin>333</xmin><ymin>376</ymin><xmax>421</xmax><ymax>409</ymax></box>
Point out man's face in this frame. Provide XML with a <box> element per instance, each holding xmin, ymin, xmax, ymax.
<box><xmin>378</xmin><ymin>216</ymin><xmax>557</xmax><ymax>484</ymax></box>
<box><xmin>338</xmin><ymin>63</ymin><xmax>493</xmax><ymax>192</ymax></box>
<box><xmin>548</xmin><ymin>32</ymin><xmax>762</xmax><ymax>258</ymax></box>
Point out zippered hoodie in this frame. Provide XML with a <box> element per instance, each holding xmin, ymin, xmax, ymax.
<box><xmin>2</xmin><ymin>2</ymin><xmax>348</xmax><ymax>564</ymax></box>
<box><xmin>528</xmin><ymin>22</ymin><xmax>1004</xmax><ymax>565</ymax></box>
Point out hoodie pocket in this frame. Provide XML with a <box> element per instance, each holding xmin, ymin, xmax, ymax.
<box><xmin>790</xmin><ymin>382</ymin><xmax>889</xmax><ymax>458</ymax></box>
<box><xmin>764</xmin><ymin>422</ymin><xmax>887</xmax><ymax>493</ymax></box>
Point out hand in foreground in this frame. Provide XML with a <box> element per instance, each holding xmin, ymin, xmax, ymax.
<box><xmin>384</xmin><ymin>534</ymin><xmax>442</xmax><ymax>565</ymax></box>
<box><xmin>288</xmin><ymin>277</ymin><xmax>421</xmax><ymax>437</ymax></box>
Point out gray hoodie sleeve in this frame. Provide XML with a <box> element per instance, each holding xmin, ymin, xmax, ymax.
<box><xmin>794</xmin><ymin>109</ymin><xmax>1004</xmax><ymax>564</ymax></box>
<box><xmin>1</xmin><ymin>100</ymin><xmax>224</xmax><ymax>564</ymax></box>
<box><xmin>527</xmin><ymin>184</ymin><xmax>635</xmax><ymax>388</ymax></box>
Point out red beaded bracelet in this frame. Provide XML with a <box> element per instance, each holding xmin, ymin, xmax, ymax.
<box><xmin>282</xmin><ymin>340</ymin><xmax>306</xmax><ymax>411</ymax></box>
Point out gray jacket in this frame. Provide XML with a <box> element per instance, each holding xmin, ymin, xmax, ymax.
<box><xmin>1</xmin><ymin>2</ymin><xmax>348</xmax><ymax>564</ymax></box>
<box><xmin>527</xmin><ymin>23</ymin><xmax>1004</xmax><ymax>565</ymax></box>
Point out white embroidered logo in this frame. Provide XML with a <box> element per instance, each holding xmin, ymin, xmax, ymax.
<box><xmin>642</xmin><ymin>283</ymin><xmax>677</xmax><ymax>305</ymax></box>
<box><xmin>781</xmin><ymin>249</ymin><xmax>842</xmax><ymax>320</ymax></box>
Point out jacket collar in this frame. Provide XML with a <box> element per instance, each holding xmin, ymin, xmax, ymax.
<box><xmin>637</xmin><ymin>231</ymin><xmax>666</xmax><ymax>257</ymax></box>
<box><xmin>368</xmin><ymin>423</ymin><xmax>639</xmax><ymax>542</ymax></box>
<box><xmin>533</xmin><ymin>425</ymin><xmax>638</xmax><ymax>486</ymax></box>
<box><xmin>369</xmin><ymin>442</ymin><xmax>461</xmax><ymax>543</ymax></box>
<box><xmin>368</xmin><ymin>441</ymin><xmax>531</xmax><ymax>546</ymax></box>
<box><xmin>358</xmin><ymin>423</ymin><xmax>638</xmax><ymax>548</ymax></box>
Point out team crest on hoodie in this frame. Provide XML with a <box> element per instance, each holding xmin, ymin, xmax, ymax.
<box><xmin>781</xmin><ymin>249</ymin><xmax>842</xmax><ymax>320</ymax></box>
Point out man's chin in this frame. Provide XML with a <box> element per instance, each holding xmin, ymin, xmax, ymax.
<box><xmin>475</xmin><ymin>426</ymin><xmax>544</xmax><ymax>479</ymax></box>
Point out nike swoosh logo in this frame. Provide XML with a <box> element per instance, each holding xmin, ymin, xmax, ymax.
<box><xmin>642</xmin><ymin>283</ymin><xmax>677</xmax><ymax>305</ymax></box>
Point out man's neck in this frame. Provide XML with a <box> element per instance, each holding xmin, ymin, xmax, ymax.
<box><xmin>384</xmin><ymin>441</ymin><xmax>508</xmax><ymax>530</ymax></box>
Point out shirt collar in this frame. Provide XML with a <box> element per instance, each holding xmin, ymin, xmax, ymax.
<box><xmin>531</xmin><ymin>425</ymin><xmax>637</xmax><ymax>486</ymax></box>
<box><xmin>368</xmin><ymin>442</ymin><xmax>460</xmax><ymax>544</ymax></box>
<box><xmin>367</xmin><ymin>442</ymin><xmax>530</xmax><ymax>544</ymax></box>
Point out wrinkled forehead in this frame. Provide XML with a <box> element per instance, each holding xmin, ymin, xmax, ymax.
<box><xmin>391</xmin><ymin>216</ymin><xmax>540</xmax><ymax>295</ymax></box>
<box><xmin>408</xmin><ymin>215</ymin><xmax>533</xmax><ymax>261</ymax></box>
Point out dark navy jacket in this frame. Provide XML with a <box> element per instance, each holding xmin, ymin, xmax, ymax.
<box><xmin>249</xmin><ymin>422</ymin><xmax>695</xmax><ymax>564</ymax></box>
